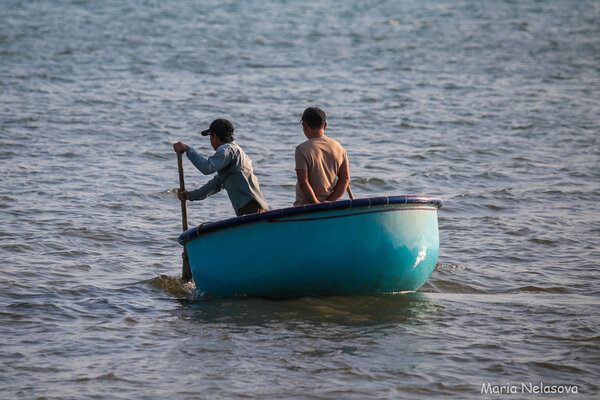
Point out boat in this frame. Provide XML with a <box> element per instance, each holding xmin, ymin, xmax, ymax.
<box><xmin>178</xmin><ymin>195</ymin><xmax>443</xmax><ymax>298</ymax></box>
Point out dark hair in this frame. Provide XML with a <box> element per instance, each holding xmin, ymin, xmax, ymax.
<box><xmin>215</xmin><ymin>129</ymin><xmax>234</xmax><ymax>143</ymax></box>
<box><xmin>301</xmin><ymin>107</ymin><xmax>326</xmax><ymax>129</ymax></box>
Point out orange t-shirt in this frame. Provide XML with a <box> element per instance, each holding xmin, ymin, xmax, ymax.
<box><xmin>295</xmin><ymin>136</ymin><xmax>348</xmax><ymax>206</ymax></box>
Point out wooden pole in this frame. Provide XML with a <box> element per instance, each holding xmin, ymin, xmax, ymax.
<box><xmin>177</xmin><ymin>152</ymin><xmax>192</xmax><ymax>282</ymax></box>
<box><xmin>346</xmin><ymin>185</ymin><xmax>354</xmax><ymax>200</ymax></box>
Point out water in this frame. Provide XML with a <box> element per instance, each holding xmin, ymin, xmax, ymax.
<box><xmin>1</xmin><ymin>0</ymin><xmax>599</xmax><ymax>398</ymax></box>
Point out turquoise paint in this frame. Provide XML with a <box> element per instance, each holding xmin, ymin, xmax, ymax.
<box><xmin>181</xmin><ymin>196</ymin><xmax>442</xmax><ymax>298</ymax></box>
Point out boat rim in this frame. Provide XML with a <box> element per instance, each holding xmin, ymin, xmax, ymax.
<box><xmin>178</xmin><ymin>195</ymin><xmax>443</xmax><ymax>245</ymax></box>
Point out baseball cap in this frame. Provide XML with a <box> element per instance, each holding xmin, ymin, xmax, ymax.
<box><xmin>201</xmin><ymin>118</ymin><xmax>234</xmax><ymax>137</ymax></box>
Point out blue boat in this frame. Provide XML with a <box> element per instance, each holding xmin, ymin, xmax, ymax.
<box><xmin>178</xmin><ymin>195</ymin><xmax>443</xmax><ymax>298</ymax></box>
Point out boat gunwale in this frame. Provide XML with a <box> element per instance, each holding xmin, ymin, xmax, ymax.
<box><xmin>178</xmin><ymin>195</ymin><xmax>443</xmax><ymax>245</ymax></box>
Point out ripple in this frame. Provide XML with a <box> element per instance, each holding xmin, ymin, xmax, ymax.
<box><xmin>514</xmin><ymin>285</ymin><xmax>573</xmax><ymax>294</ymax></box>
<box><xmin>148</xmin><ymin>275</ymin><xmax>196</xmax><ymax>298</ymax></box>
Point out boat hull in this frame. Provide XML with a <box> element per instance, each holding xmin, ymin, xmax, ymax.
<box><xmin>179</xmin><ymin>196</ymin><xmax>441</xmax><ymax>298</ymax></box>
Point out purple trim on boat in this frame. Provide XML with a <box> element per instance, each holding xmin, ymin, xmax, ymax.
<box><xmin>177</xmin><ymin>195</ymin><xmax>443</xmax><ymax>245</ymax></box>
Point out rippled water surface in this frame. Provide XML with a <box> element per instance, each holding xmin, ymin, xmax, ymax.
<box><xmin>1</xmin><ymin>0</ymin><xmax>599</xmax><ymax>398</ymax></box>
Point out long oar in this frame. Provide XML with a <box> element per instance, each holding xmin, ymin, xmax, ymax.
<box><xmin>346</xmin><ymin>185</ymin><xmax>354</xmax><ymax>200</ymax></box>
<box><xmin>177</xmin><ymin>152</ymin><xmax>193</xmax><ymax>282</ymax></box>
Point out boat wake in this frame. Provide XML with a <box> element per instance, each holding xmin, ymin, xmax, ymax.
<box><xmin>148</xmin><ymin>275</ymin><xmax>197</xmax><ymax>298</ymax></box>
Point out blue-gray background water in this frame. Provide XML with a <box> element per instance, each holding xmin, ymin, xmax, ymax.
<box><xmin>1</xmin><ymin>0</ymin><xmax>599</xmax><ymax>398</ymax></box>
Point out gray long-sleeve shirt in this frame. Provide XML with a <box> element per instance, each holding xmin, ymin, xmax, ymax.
<box><xmin>185</xmin><ymin>142</ymin><xmax>269</xmax><ymax>215</ymax></box>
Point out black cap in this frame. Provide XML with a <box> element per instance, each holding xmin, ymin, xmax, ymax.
<box><xmin>201</xmin><ymin>118</ymin><xmax>235</xmax><ymax>142</ymax></box>
<box><xmin>301</xmin><ymin>107</ymin><xmax>326</xmax><ymax>129</ymax></box>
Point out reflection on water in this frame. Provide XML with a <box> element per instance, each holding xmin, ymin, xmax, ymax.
<box><xmin>175</xmin><ymin>292</ymin><xmax>441</xmax><ymax>327</ymax></box>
